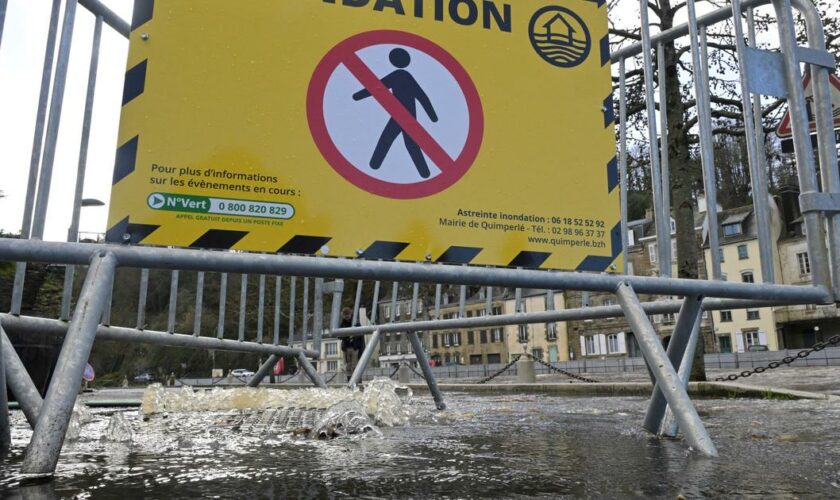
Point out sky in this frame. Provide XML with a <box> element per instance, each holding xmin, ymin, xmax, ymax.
<box><xmin>0</xmin><ymin>0</ymin><xmax>132</xmax><ymax>241</ymax></box>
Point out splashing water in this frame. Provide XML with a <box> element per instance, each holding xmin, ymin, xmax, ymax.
<box><xmin>103</xmin><ymin>412</ymin><xmax>133</xmax><ymax>443</ymax></box>
<box><xmin>140</xmin><ymin>378</ymin><xmax>413</xmax><ymax>433</ymax></box>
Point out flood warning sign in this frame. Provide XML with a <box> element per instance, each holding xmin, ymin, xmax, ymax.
<box><xmin>107</xmin><ymin>0</ymin><xmax>620</xmax><ymax>272</ymax></box>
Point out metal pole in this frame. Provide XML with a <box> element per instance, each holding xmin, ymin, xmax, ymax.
<box><xmin>661</xmin><ymin>315</ymin><xmax>702</xmax><ymax>438</ymax></box>
<box><xmin>22</xmin><ymin>252</ymin><xmax>117</xmax><ymax>475</ymax></box>
<box><xmin>193</xmin><ymin>272</ymin><xmax>204</xmax><ymax>337</ymax></box>
<box><xmin>1</xmin><ymin>330</ymin><xmax>42</xmax><ymax>428</ymax></box>
<box><xmin>0</xmin><ymin>321</ymin><xmax>9</xmax><ymax>451</ymax></box>
<box><xmin>485</xmin><ymin>285</ymin><xmax>493</xmax><ymax>313</ymax></box>
<box><xmin>238</xmin><ymin>274</ymin><xmax>248</xmax><ymax>342</ymax></box>
<box><xmin>729</xmin><ymin>0</ymin><xmax>774</xmax><ymax>283</ymax></box>
<box><xmin>771</xmin><ymin>0</ymin><xmax>830</xmax><ymax>293</ymax></box>
<box><xmin>616</xmin><ymin>282</ymin><xmax>717</xmax><ymax>456</ymax></box>
<box><xmin>690</xmin><ymin>19</ymin><xmax>722</xmax><ymax>280</ymax></box>
<box><xmin>352</xmin><ymin>280</ymin><xmax>363</xmax><ymax>326</ymax></box>
<box><xmin>249</xmin><ymin>354</ymin><xmax>278</xmax><ymax>387</ymax></box>
<box><xmin>257</xmin><ymin>275</ymin><xmax>265</xmax><ymax>343</ymax></box>
<box><xmin>313</xmin><ymin>278</ymin><xmax>324</xmax><ymax>359</ymax></box>
<box><xmin>60</xmin><ymin>16</ymin><xmax>103</xmax><ymax>320</ymax></box>
<box><xmin>101</xmin><ymin>270</ymin><xmax>113</xmax><ymax>326</ymax></box>
<box><xmin>273</xmin><ymin>276</ymin><xmax>282</xmax><ymax>345</ymax></box>
<box><xmin>638</xmin><ymin>0</ymin><xmax>670</xmax><ymax>277</ymax></box>
<box><xmin>31</xmin><ymin>0</ymin><xmax>78</xmax><ymax>240</ymax></box>
<box><xmin>657</xmin><ymin>42</ymin><xmax>672</xmax><ymax>275</ymax></box>
<box><xmin>328</xmin><ymin>280</ymin><xmax>344</xmax><ymax>332</ymax></box>
<box><xmin>302</xmin><ymin>277</ymin><xmax>309</xmax><ymax>340</ymax></box>
<box><xmin>167</xmin><ymin>270</ymin><xmax>178</xmax><ymax>333</ymax></box>
<box><xmin>434</xmin><ymin>283</ymin><xmax>442</xmax><ymax>319</ymax></box>
<box><xmin>217</xmin><ymin>272</ymin><xmax>227</xmax><ymax>339</ymax></box>
<box><xmin>349</xmin><ymin>330</ymin><xmax>381</xmax><ymax>387</ymax></box>
<box><xmin>642</xmin><ymin>294</ymin><xmax>703</xmax><ymax>433</ymax></box>
<box><xmin>390</xmin><ymin>282</ymin><xmax>398</xmax><ymax>322</ymax></box>
<box><xmin>288</xmin><ymin>276</ymin><xmax>296</xmax><ymax>343</ymax></box>
<box><xmin>0</xmin><ymin>0</ymin><xmax>7</xmax><ymax>50</ymax></box>
<box><xmin>458</xmin><ymin>284</ymin><xmax>467</xmax><ymax>317</ymax></box>
<box><xmin>137</xmin><ymin>268</ymin><xmax>148</xmax><ymax>329</ymax></box>
<box><xmin>407</xmin><ymin>330</ymin><xmax>446</xmax><ymax>410</ymax></box>
<box><xmin>19</xmin><ymin>0</ymin><xmax>60</xmax><ymax>240</ymax></box>
<box><xmin>297</xmin><ymin>352</ymin><xmax>326</xmax><ymax>388</ymax></box>
<box><xmin>619</xmin><ymin>58</ymin><xmax>629</xmax><ymax>274</ymax></box>
<box><xmin>369</xmin><ymin>281</ymin><xmax>381</xmax><ymax>324</ymax></box>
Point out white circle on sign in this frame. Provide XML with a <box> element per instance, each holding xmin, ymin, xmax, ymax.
<box><xmin>322</xmin><ymin>44</ymin><xmax>470</xmax><ymax>185</ymax></box>
<box><xmin>148</xmin><ymin>193</ymin><xmax>165</xmax><ymax>209</ymax></box>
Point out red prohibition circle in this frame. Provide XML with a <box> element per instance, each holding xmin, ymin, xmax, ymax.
<box><xmin>307</xmin><ymin>30</ymin><xmax>484</xmax><ymax>200</ymax></box>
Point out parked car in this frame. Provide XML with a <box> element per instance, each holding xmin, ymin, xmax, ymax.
<box><xmin>133</xmin><ymin>372</ymin><xmax>154</xmax><ymax>382</ymax></box>
<box><xmin>230</xmin><ymin>368</ymin><xmax>255</xmax><ymax>378</ymax></box>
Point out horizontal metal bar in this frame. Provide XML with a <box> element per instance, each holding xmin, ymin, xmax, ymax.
<box><xmin>0</xmin><ymin>240</ymin><xmax>829</xmax><ymax>303</ymax></box>
<box><xmin>799</xmin><ymin>192</ymin><xmax>840</xmax><ymax>214</ymax></box>
<box><xmin>77</xmin><ymin>0</ymin><xmax>129</xmax><ymax>37</ymax></box>
<box><xmin>325</xmin><ymin>296</ymin><xmax>809</xmax><ymax>339</ymax></box>
<box><xmin>612</xmin><ymin>0</ymin><xmax>766</xmax><ymax>61</ymax></box>
<box><xmin>0</xmin><ymin>314</ymin><xmax>319</xmax><ymax>359</ymax></box>
<box><xmin>796</xmin><ymin>46</ymin><xmax>836</xmax><ymax>69</ymax></box>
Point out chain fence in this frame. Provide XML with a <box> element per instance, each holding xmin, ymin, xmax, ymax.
<box><xmin>715</xmin><ymin>335</ymin><xmax>840</xmax><ymax>381</ymax></box>
<box><xmin>476</xmin><ymin>355</ymin><xmax>522</xmax><ymax>384</ymax></box>
<box><xmin>524</xmin><ymin>353</ymin><xmax>600</xmax><ymax>383</ymax></box>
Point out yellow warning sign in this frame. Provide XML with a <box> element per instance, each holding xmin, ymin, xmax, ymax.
<box><xmin>107</xmin><ymin>0</ymin><xmax>620</xmax><ymax>271</ymax></box>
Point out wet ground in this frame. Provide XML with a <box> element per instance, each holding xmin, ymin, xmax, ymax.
<box><xmin>2</xmin><ymin>385</ymin><xmax>840</xmax><ymax>498</ymax></box>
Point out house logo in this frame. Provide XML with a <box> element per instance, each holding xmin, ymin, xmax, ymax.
<box><xmin>528</xmin><ymin>6</ymin><xmax>591</xmax><ymax>68</ymax></box>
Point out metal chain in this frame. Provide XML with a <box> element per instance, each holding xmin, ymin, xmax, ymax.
<box><xmin>324</xmin><ymin>372</ymin><xmax>338</xmax><ymax>384</ymax></box>
<box><xmin>525</xmin><ymin>353</ymin><xmax>600</xmax><ymax>383</ymax></box>
<box><xmin>715</xmin><ymin>334</ymin><xmax>840</xmax><ymax>382</ymax></box>
<box><xmin>388</xmin><ymin>365</ymin><xmax>400</xmax><ymax>379</ymax></box>
<box><xmin>476</xmin><ymin>354</ymin><xmax>522</xmax><ymax>384</ymax></box>
<box><xmin>407</xmin><ymin>364</ymin><xmax>427</xmax><ymax>380</ymax></box>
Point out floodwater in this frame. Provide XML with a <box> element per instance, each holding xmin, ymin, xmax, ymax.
<box><xmin>2</xmin><ymin>382</ymin><xmax>840</xmax><ymax>498</ymax></box>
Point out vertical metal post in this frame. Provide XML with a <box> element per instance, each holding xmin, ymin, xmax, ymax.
<box><xmin>656</xmin><ymin>43</ymin><xmax>672</xmax><ymax>271</ymax></box>
<box><xmin>238</xmin><ymin>274</ymin><xmax>248</xmax><ymax>342</ymax></box>
<box><xmin>638</xmin><ymin>0</ymin><xmax>670</xmax><ymax>277</ymax></box>
<box><xmin>22</xmin><ymin>252</ymin><xmax>117</xmax><ymax>475</ymax></box>
<box><xmin>434</xmin><ymin>283</ymin><xmax>442</xmax><ymax>319</ymax></box>
<box><xmin>136</xmin><ymin>268</ymin><xmax>148</xmax><ymax>330</ymax></box>
<box><xmin>11</xmin><ymin>0</ymin><xmax>61</xmax><ymax>316</ymax></box>
<box><xmin>193</xmin><ymin>272</ymin><xmax>204</xmax><ymax>337</ymax></box>
<box><xmin>485</xmin><ymin>285</ymin><xmax>493</xmax><ymax>314</ymax></box>
<box><xmin>0</xmin><ymin>0</ymin><xmax>7</xmax><ymax>49</ymax></box>
<box><xmin>352</xmin><ymin>280</ymin><xmax>363</xmax><ymax>326</ymax></box>
<box><xmin>328</xmin><ymin>280</ymin><xmax>344</xmax><ymax>332</ymax></box>
<box><xmin>60</xmin><ymin>15</ymin><xmax>102</xmax><ymax>321</ymax></box>
<box><xmin>729</xmin><ymin>0</ymin><xmax>774</xmax><ymax>283</ymax></box>
<box><xmin>642</xmin><ymin>294</ymin><xmax>703</xmax><ymax>433</ymax></box>
<box><xmin>619</xmin><ymin>58</ymin><xmax>629</xmax><ymax>274</ymax></box>
<box><xmin>389</xmin><ymin>282</ymin><xmax>398</xmax><ymax>322</ymax></box>
<box><xmin>257</xmin><ymin>275</ymin><xmax>265</xmax><ymax>343</ymax></box>
<box><xmin>349</xmin><ymin>330</ymin><xmax>381</xmax><ymax>387</ymax></box>
<box><xmin>296</xmin><ymin>352</ymin><xmax>326</xmax><ymax>388</ymax></box>
<box><xmin>458</xmin><ymin>284</ymin><xmax>467</xmax><ymax>318</ymax></box>
<box><xmin>288</xmin><ymin>276</ymin><xmax>297</xmax><ymax>343</ymax></box>
<box><xmin>407</xmin><ymin>330</ymin><xmax>446</xmax><ymax>410</ymax></box>
<box><xmin>797</xmin><ymin>1</ymin><xmax>840</xmax><ymax>299</ymax></box>
<box><xmin>0</xmin><ymin>321</ymin><xmax>10</xmax><ymax>451</ymax></box>
<box><xmin>302</xmin><ymin>277</ymin><xmax>310</xmax><ymax>340</ymax></box>
<box><xmin>217</xmin><ymin>273</ymin><xmax>227</xmax><ymax>339</ymax></box>
<box><xmin>687</xmin><ymin>14</ymin><xmax>722</xmax><ymax>280</ymax></box>
<box><xmin>313</xmin><ymin>278</ymin><xmax>324</xmax><ymax>357</ymax></box>
<box><xmin>167</xmin><ymin>270</ymin><xmax>179</xmax><ymax>334</ymax></box>
<box><xmin>616</xmin><ymin>282</ymin><xmax>716</xmax><ymax>456</ymax></box>
<box><xmin>1</xmin><ymin>329</ymin><xmax>43</xmax><ymax>428</ymax></box>
<box><xmin>273</xmin><ymin>276</ymin><xmax>282</xmax><ymax>345</ymax></box>
<box><xmin>370</xmin><ymin>281</ymin><xmax>381</xmax><ymax>324</ymax></box>
<box><xmin>661</xmin><ymin>315</ymin><xmax>702</xmax><ymax>438</ymax></box>
<box><xmin>31</xmin><ymin>0</ymin><xmax>78</xmax><ymax>240</ymax></box>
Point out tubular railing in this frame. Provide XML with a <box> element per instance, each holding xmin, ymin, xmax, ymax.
<box><xmin>1</xmin><ymin>0</ymin><xmax>839</xmax><ymax>473</ymax></box>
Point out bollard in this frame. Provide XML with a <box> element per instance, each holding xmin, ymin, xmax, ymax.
<box><xmin>332</xmin><ymin>371</ymin><xmax>347</xmax><ymax>385</ymax></box>
<box><xmin>397</xmin><ymin>364</ymin><xmax>411</xmax><ymax>384</ymax></box>
<box><xmin>516</xmin><ymin>356</ymin><xmax>536</xmax><ymax>383</ymax></box>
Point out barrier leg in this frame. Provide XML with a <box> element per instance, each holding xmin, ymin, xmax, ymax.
<box><xmin>349</xmin><ymin>330</ymin><xmax>381</xmax><ymax>388</ymax></box>
<box><xmin>248</xmin><ymin>354</ymin><xmax>279</xmax><ymax>387</ymax></box>
<box><xmin>296</xmin><ymin>352</ymin><xmax>326</xmax><ymax>389</ymax></box>
<box><xmin>642</xmin><ymin>295</ymin><xmax>703</xmax><ymax>434</ymax></box>
<box><xmin>661</xmin><ymin>317</ymin><xmax>702</xmax><ymax>438</ymax></box>
<box><xmin>1</xmin><ymin>328</ymin><xmax>43</xmax><ymax>428</ymax></box>
<box><xmin>407</xmin><ymin>331</ymin><xmax>446</xmax><ymax>410</ymax></box>
<box><xmin>616</xmin><ymin>282</ymin><xmax>716</xmax><ymax>457</ymax></box>
<box><xmin>0</xmin><ymin>323</ymin><xmax>10</xmax><ymax>452</ymax></box>
<box><xmin>22</xmin><ymin>252</ymin><xmax>117</xmax><ymax>476</ymax></box>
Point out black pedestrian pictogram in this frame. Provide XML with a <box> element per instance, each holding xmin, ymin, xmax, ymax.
<box><xmin>352</xmin><ymin>48</ymin><xmax>439</xmax><ymax>179</ymax></box>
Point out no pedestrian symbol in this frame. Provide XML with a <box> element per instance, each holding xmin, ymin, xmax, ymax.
<box><xmin>307</xmin><ymin>30</ymin><xmax>484</xmax><ymax>199</ymax></box>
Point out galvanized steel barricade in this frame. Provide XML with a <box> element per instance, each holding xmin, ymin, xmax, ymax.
<box><xmin>0</xmin><ymin>0</ymin><xmax>838</xmax><ymax>476</ymax></box>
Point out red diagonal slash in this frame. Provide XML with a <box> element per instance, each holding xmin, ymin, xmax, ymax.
<box><xmin>342</xmin><ymin>52</ymin><xmax>456</xmax><ymax>172</ymax></box>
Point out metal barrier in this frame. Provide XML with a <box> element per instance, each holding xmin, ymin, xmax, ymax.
<box><xmin>1</xmin><ymin>0</ymin><xmax>838</xmax><ymax>474</ymax></box>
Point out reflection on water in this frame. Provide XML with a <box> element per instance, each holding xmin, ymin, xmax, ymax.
<box><xmin>3</xmin><ymin>391</ymin><xmax>840</xmax><ymax>498</ymax></box>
